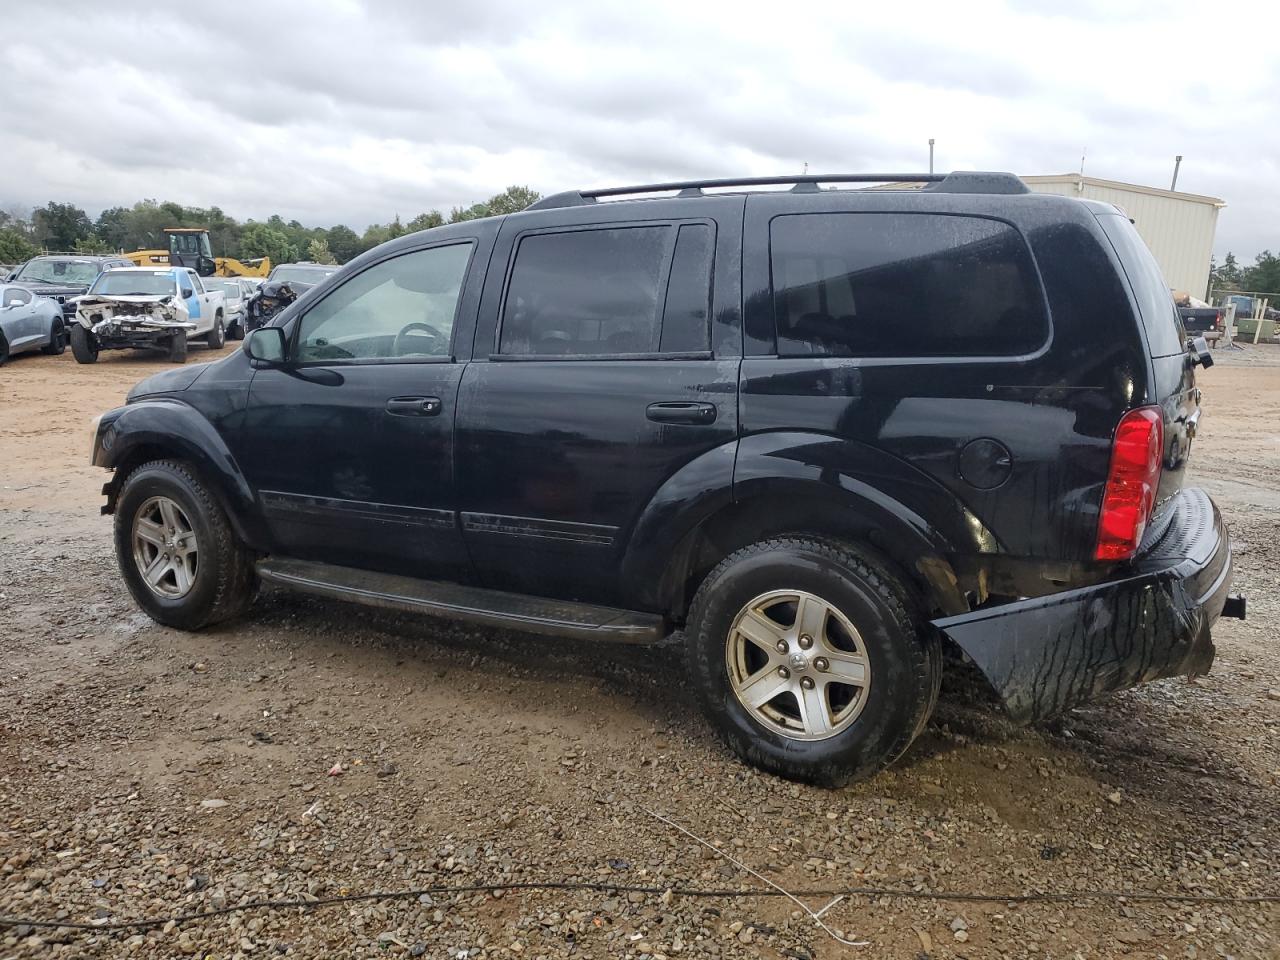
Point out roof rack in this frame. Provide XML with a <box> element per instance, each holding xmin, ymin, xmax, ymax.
<box><xmin>527</xmin><ymin>171</ymin><xmax>1028</xmax><ymax>210</ymax></box>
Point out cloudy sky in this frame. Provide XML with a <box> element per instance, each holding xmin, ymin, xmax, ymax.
<box><xmin>4</xmin><ymin>0</ymin><xmax>1277</xmax><ymax>259</ymax></box>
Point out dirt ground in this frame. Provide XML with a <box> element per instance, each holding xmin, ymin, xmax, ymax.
<box><xmin>1</xmin><ymin>344</ymin><xmax>1277</xmax><ymax>960</ymax></box>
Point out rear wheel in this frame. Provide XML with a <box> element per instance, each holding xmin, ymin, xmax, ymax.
<box><xmin>226</xmin><ymin>318</ymin><xmax>245</xmax><ymax>341</ymax></box>
<box><xmin>114</xmin><ymin>460</ymin><xmax>256</xmax><ymax>630</ymax></box>
<box><xmin>206</xmin><ymin>313</ymin><xmax>225</xmax><ymax>350</ymax></box>
<box><xmin>0</xmin><ymin>331</ymin><xmax>8</xmax><ymax>366</ymax></box>
<box><xmin>42</xmin><ymin>318</ymin><xmax>67</xmax><ymax>355</ymax></box>
<box><xmin>70</xmin><ymin>324</ymin><xmax>98</xmax><ymax>364</ymax></box>
<box><xmin>168</xmin><ymin>328</ymin><xmax>188</xmax><ymax>363</ymax></box>
<box><xmin>686</xmin><ymin>536</ymin><xmax>940</xmax><ymax>786</ymax></box>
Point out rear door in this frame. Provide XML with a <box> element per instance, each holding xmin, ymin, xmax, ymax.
<box><xmin>455</xmin><ymin>197</ymin><xmax>743</xmax><ymax>605</ymax></box>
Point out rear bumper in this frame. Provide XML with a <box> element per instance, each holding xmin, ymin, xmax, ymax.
<box><xmin>933</xmin><ymin>488</ymin><xmax>1243</xmax><ymax>723</ymax></box>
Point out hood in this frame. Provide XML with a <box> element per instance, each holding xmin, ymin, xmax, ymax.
<box><xmin>126</xmin><ymin>363</ymin><xmax>210</xmax><ymax>402</ymax></box>
<box><xmin>17</xmin><ymin>280</ymin><xmax>90</xmax><ymax>297</ymax></box>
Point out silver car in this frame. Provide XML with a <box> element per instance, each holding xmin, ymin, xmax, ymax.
<box><xmin>0</xmin><ymin>283</ymin><xmax>66</xmax><ymax>364</ymax></box>
<box><xmin>200</xmin><ymin>277</ymin><xmax>257</xmax><ymax>340</ymax></box>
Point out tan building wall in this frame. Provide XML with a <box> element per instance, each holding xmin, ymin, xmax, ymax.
<box><xmin>1023</xmin><ymin>175</ymin><xmax>1224</xmax><ymax>299</ymax></box>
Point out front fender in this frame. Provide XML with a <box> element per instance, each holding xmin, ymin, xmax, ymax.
<box><xmin>93</xmin><ymin>398</ymin><xmax>268</xmax><ymax>549</ymax></box>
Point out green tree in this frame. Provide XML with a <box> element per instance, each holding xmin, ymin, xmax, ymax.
<box><xmin>32</xmin><ymin>201</ymin><xmax>92</xmax><ymax>250</ymax></box>
<box><xmin>324</xmin><ymin>225</ymin><xmax>360</xmax><ymax>263</ymax></box>
<box><xmin>448</xmin><ymin>185</ymin><xmax>541</xmax><ymax>224</ymax></box>
<box><xmin>73</xmin><ymin>235</ymin><xmax>112</xmax><ymax>255</ymax></box>
<box><xmin>0</xmin><ymin>229</ymin><xmax>37</xmax><ymax>264</ymax></box>
<box><xmin>307</xmin><ymin>238</ymin><xmax>337</xmax><ymax>265</ymax></box>
<box><xmin>407</xmin><ymin>211</ymin><xmax>444</xmax><ymax>232</ymax></box>
<box><xmin>360</xmin><ymin>223</ymin><xmax>392</xmax><ymax>253</ymax></box>
<box><xmin>240</xmin><ymin>223</ymin><xmax>296</xmax><ymax>264</ymax></box>
<box><xmin>1242</xmin><ymin>251</ymin><xmax>1280</xmax><ymax>295</ymax></box>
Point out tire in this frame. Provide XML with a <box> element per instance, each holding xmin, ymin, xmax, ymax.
<box><xmin>42</xmin><ymin>318</ymin><xmax>67</xmax><ymax>355</ymax></box>
<box><xmin>206</xmin><ymin>313</ymin><xmax>225</xmax><ymax>350</ymax></box>
<box><xmin>0</xmin><ymin>331</ymin><xmax>8</xmax><ymax>366</ymax></box>
<box><xmin>168</xmin><ymin>328</ymin><xmax>188</xmax><ymax>363</ymax></box>
<box><xmin>70</xmin><ymin>324</ymin><xmax>99</xmax><ymax>364</ymax></box>
<box><xmin>226</xmin><ymin>319</ymin><xmax>245</xmax><ymax>341</ymax></box>
<box><xmin>686</xmin><ymin>536</ymin><xmax>941</xmax><ymax>787</ymax></box>
<box><xmin>113</xmin><ymin>460</ymin><xmax>256</xmax><ymax>630</ymax></box>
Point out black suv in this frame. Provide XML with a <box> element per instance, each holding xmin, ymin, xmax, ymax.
<box><xmin>90</xmin><ymin>172</ymin><xmax>1244</xmax><ymax>785</ymax></box>
<box><xmin>7</xmin><ymin>254</ymin><xmax>135</xmax><ymax>321</ymax></box>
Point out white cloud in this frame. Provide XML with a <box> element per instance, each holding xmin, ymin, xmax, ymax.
<box><xmin>2</xmin><ymin>0</ymin><xmax>1277</xmax><ymax>257</ymax></box>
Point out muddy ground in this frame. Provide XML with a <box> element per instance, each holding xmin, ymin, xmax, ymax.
<box><xmin>1</xmin><ymin>343</ymin><xmax>1277</xmax><ymax>959</ymax></box>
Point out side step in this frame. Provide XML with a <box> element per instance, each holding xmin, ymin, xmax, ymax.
<box><xmin>256</xmin><ymin>558</ymin><xmax>667</xmax><ymax>644</ymax></box>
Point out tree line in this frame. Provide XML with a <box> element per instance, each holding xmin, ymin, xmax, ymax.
<box><xmin>0</xmin><ymin>186</ymin><xmax>541</xmax><ymax>266</ymax></box>
<box><xmin>1209</xmin><ymin>251</ymin><xmax>1280</xmax><ymax>297</ymax></box>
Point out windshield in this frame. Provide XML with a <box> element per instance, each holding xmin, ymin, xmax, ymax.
<box><xmin>204</xmin><ymin>279</ymin><xmax>242</xmax><ymax>298</ymax></box>
<box><xmin>15</xmin><ymin>259</ymin><xmax>101</xmax><ymax>285</ymax></box>
<box><xmin>89</xmin><ymin>272</ymin><xmax>176</xmax><ymax>297</ymax></box>
<box><xmin>271</xmin><ymin>266</ymin><xmax>335</xmax><ymax>284</ymax></box>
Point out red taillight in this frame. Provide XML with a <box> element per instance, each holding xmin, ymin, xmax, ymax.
<box><xmin>1094</xmin><ymin>407</ymin><xmax>1164</xmax><ymax>562</ymax></box>
<box><xmin>1214</xmin><ymin>311</ymin><xmax>1222</xmax><ymax>330</ymax></box>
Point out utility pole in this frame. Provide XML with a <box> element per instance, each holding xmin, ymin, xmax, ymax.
<box><xmin>1171</xmin><ymin>155</ymin><xmax>1183</xmax><ymax>191</ymax></box>
<box><xmin>928</xmin><ymin>139</ymin><xmax>935</xmax><ymax>174</ymax></box>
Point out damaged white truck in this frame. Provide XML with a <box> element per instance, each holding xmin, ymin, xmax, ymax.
<box><xmin>71</xmin><ymin>267</ymin><xmax>226</xmax><ymax>364</ymax></box>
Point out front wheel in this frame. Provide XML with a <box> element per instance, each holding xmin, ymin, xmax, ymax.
<box><xmin>167</xmin><ymin>328</ymin><xmax>188</xmax><ymax>363</ymax></box>
<box><xmin>686</xmin><ymin>536</ymin><xmax>940</xmax><ymax>787</ymax></box>
<box><xmin>42</xmin><ymin>318</ymin><xmax>67</xmax><ymax>355</ymax></box>
<box><xmin>70</xmin><ymin>324</ymin><xmax>99</xmax><ymax>364</ymax></box>
<box><xmin>114</xmin><ymin>460</ymin><xmax>256</xmax><ymax>630</ymax></box>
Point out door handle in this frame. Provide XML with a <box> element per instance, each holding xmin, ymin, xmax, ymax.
<box><xmin>645</xmin><ymin>401</ymin><xmax>717</xmax><ymax>425</ymax></box>
<box><xmin>385</xmin><ymin>396</ymin><xmax>442</xmax><ymax>417</ymax></box>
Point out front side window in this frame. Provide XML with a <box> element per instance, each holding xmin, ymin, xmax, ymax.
<box><xmin>770</xmin><ymin>213</ymin><xmax>1048</xmax><ymax>358</ymax></box>
<box><xmin>499</xmin><ymin>223</ymin><xmax>714</xmax><ymax>357</ymax></box>
<box><xmin>296</xmin><ymin>243</ymin><xmax>472</xmax><ymax>363</ymax></box>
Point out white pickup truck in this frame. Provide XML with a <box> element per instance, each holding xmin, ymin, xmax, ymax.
<box><xmin>72</xmin><ymin>266</ymin><xmax>227</xmax><ymax>364</ymax></box>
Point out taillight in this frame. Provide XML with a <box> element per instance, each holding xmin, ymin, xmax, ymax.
<box><xmin>1094</xmin><ymin>407</ymin><xmax>1164</xmax><ymax>562</ymax></box>
<box><xmin>1214</xmin><ymin>311</ymin><xmax>1222</xmax><ymax>330</ymax></box>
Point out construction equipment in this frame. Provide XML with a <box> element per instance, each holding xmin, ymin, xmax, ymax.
<box><xmin>123</xmin><ymin>228</ymin><xmax>271</xmax><ymax>279</ymax></box>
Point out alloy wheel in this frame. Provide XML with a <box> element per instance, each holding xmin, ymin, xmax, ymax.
<box><xmin>131</xmin><ymin>496</ymin><xmax>199</xmax><ymax>599</ymax></box>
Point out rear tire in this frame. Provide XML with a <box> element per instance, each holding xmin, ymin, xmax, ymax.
<box><xmin>42</xmin><ymin>318</ymin><xmax>67</xmax><ymax>355</ymax></box>
<box><xmin>113</xmin><ymin>460</ymin><xmax>257</xmax><ymax>630</ymax></box>
<box><xmin>206</xmin><ymin>313</ymin><xmax>225</xmax><ymax>350</ymax></box>
<box><xmin>686</xmin><ymin>536</ymin><xmax>941</xmax><ymax>787</ymax></box>
<box><xmin>168</xmin><ymin>328</ymin><xmax>188</xmax><ymax>363</ymax></box>
<box><xmin>0</xmin><ymin>331</ymin><xmax>8</xmax><ymax>366</ymax></box>
<box><xmin>70</xmin><ymin>325</ymin><xmax>99</xmax><ymax>364</ymax></box>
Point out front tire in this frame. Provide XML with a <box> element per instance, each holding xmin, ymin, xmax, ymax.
<box><xmin>686</xmin><ymin>536</ymin><xmax>940</xmax><ymax>787</ymax></box>
<box><xmin>206</xmin><ymin>313</ymin><xmax>225</xmax><ymax>350</ymax></box>
<box><xmin>70</xmin><ymin>324</ymin><xmax>99</xmax><ymax>364</ymax></box>
<box><xmin>42</xmin><ymin>318</ymin><xmax>67</xmax><ymax>355</ymax></box>
<box><xmin>114</xmin><ymin>460</ymin><xmax>256</xmax><ymax>630</ymax></box>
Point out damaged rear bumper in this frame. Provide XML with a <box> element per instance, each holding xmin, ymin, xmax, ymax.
<box><xmin>933</xmin><ymin>488</ymin><xmax>1244</xmax><ymax>723</ymax></box>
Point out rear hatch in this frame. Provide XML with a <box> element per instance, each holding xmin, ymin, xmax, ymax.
<box><xmin>1095</xmin><ymin>212</ymin><xmax>1196</xmax><ymax>526</ymax></box>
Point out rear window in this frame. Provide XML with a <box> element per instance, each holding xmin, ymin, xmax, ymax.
<box><xmin>770</xmin><ymin>213</ymin><xmax>1048</xmax><ymax>358</ymax></box>
<box><xmin>499</xmin><ymin>223</ymin><xmax>714</xmax><ymax>357</ymax></box>
<box><xmin>1097</xmin><ymin>213</ymin><xmax>1185</xmax><ymax>357</ymax></box>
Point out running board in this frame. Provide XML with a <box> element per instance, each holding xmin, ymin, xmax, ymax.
<box><xmin>255</xmin><ymin>558</ymin><xmax>667</xmax><ymax>644</ymax></box>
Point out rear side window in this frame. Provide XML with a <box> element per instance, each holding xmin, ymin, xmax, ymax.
<box><xmin>500</xmin><ymin>223</ymin><xmax>713</xmax><ymax>357</ymax></box>
<box><xmin>770</xmin><ymin>213</ymin><xmax>1048</xmax><ymax>358</ymax></box>
<box><xmin>1097</xmin><ymin>213</ymin><xmax>1185</xmax><ymax>357</ymax></box>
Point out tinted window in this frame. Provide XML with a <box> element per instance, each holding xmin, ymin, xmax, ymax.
<box><xmin>770</xmin><ymin>213</ymin><xmax>1048</xmax><ymax>358</ymax></box>
<box><xmin>500</xmin><ymin>226</ymin><xmax>669</xmax><ymax>356</ymax></box>
<box><xmin>660</xmin><ymin>224</ymin><xmax>714</xmax><ymax>353</ymax></box>
<box><xmin>296</xmin><ymin>243</ymin><xmax>471</xmax><ymax>362</ymax></box>
<box><xmin>1097</xmin><ymin>213</ymin><xmax>1185</xmax><ymax>357</ymax></box>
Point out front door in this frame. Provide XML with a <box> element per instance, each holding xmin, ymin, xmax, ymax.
<box><xmin>239</xmin><ymin>239</ymin><xmax>480</xmax><ymax>580</ymax></box>
<box><xmin>455</xmin><ymin>198</ymin><xmax>744</xmax><ymax>605</ymax></box>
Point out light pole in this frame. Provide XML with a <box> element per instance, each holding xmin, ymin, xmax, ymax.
<box><xmin>928</xmin><ymin>139</ymin><xmax>935</xmax><ymax>174</ymax></box>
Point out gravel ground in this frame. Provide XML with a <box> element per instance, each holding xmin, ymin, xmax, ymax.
<box><xmin>1</xmin><ymin>345</ymin><xmax>1277</xmax><ymax>959</ymax></box>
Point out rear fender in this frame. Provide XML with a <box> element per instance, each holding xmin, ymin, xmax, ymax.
<box><xmin>94</xmin><ymin>398</ymin><xmax>269</xmax><ymax>549</ymax></box>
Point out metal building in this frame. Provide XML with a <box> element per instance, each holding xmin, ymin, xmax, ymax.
<box><xmin>1022</xmin><ymin>175</ymin><xmax>1224</xmax><ymax>299</ymax></box>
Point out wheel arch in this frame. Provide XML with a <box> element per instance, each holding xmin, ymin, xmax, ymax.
<box><xmin>95</xmin><ymin>399</ymin><xmax>269</xmax><ymax>550</ymax></box>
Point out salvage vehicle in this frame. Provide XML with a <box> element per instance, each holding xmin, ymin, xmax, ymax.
<box><xmin>5</xmin><ymin>254</ymin><xmax>134</xmax><ymax>323</ymax></box>
<box><xmin>73</xmin><ymin>267</ymin><xmax>225</xmax><ymax>364</ymax></box>
<box><xmin>89</xmin><ymin>172</ymin><xmax>1245</xmax><ymax>785</ymax></box>
<box><xmin>0</xmin><ymin>283</ymin><xmax>67</xmax><ymax>364</ymax></box>
<box><xmin>243</xmin><ymin>280</ymin><xmax>300</xmax><ymax>332</ymax></box>
<box><xmin>201</xmin><ymin>277</ymin><xmax>253</xmax><ymax>340</ymax></box>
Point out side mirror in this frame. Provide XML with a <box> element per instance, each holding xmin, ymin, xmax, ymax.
<box><xmin>244</xmin><ymin>326</ymin><xmax>287</xmax><ymax>364</ymax></box>
<box><xmin>1188</xmin><ymin>335</ymin><xmax>1214</xmax><ymax>368</ymax></box>
<box><xmin>180</xmin><ymin>286</ymin><xmax>194</xmax><ymax>299</ymax></box>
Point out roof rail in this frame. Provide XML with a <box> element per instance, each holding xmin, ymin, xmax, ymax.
<box><xmin>527</xmin><ymin>171</ymin><xmax>1028</xmax><ymax>210</ymax></box>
